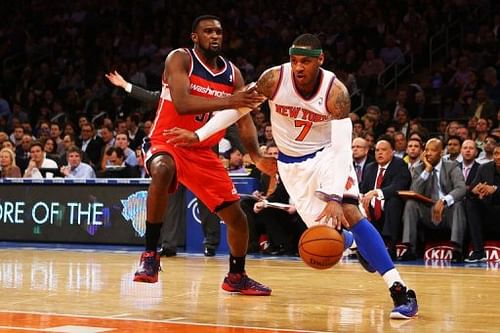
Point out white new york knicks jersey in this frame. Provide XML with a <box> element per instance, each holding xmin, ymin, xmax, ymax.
<box><xmin>268</xmin><ymin>62</ymin><xmax>336</xmax><ymax>156</ymax></box>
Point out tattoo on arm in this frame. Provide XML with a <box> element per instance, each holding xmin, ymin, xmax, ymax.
<box><xmin>256</xmin><ymin>67</ymin><xmax>280</xmax><ymax>99</ymax></box>
<box><xmin>327</xmin><ymin>80</ymin><xmax>351</xmax><ymax>119</ymax></box>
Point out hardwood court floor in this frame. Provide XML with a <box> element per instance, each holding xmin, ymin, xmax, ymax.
<box><xmin>0</xmin><ymin>247</ymin><xmax>499</xmax><ymax>333</ymax></box>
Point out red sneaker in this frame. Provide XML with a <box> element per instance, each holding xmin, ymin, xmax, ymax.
<box><xmin>222</xmin><ymin>272</ymin><xmax>272</xmax><ymax>296</ymax></box>
<box><xmin>133</xmin><ymin>251</ymin><xmax>161</xmax><ymax>283</ymax></box>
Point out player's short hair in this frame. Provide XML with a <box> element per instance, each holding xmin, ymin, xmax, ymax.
<box><xmin>192</xmin><ymin>15</ymin><xmax>221</xmax><ymax>32</ymax></box>
<box><xmin>291</xmin><ymin>33</ymin><xmax>322</xmax><ymax>49</ymax></box>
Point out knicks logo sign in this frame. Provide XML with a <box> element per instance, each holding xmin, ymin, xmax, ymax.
<box><xmin>345</xmin><ymin>176</ymin><xmax>355</xmax><ymax>190</ymax></box>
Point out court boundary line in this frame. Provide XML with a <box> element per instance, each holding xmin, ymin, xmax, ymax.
<box><xmin>0</xmin><ymin>310</ymin><xmax>329</xmax><ymax>333</ymax></box>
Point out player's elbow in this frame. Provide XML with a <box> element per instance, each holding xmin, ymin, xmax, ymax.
<box><xmin>172</xmin><ymin>100</ymin><xmax>193</xmax><ymax>115</ymax></box>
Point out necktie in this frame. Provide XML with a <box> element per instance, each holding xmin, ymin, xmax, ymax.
<box><xmin>373</xmin><ymin>167</ymin><xmax>385</xmax><ymax>221</ymax></box>
<box><xmin>430</xmin><ymin>169</ymin><xmax>439</xmax><ymax>201</ymax></box>
<box><xmin>463</xmin><ymin>166</ymin><xmax>470</xmax><ymax>181</ymax></box>
<box><xmin>355</xmin><ymin>164</ymin><xmax>362</xmax><ymax>182</ymax></box>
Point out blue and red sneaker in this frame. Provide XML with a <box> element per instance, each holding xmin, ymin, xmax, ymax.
<box><xmin>222</xmin><ymin>272</ymin><xmax>272</xmax><ymax>296</ymax></box>
<box><xmin>389</xmin><ymin>282</ymin><xmax>419</xmax><ymax>319</ymax></box>
<box><xmin>133</xmin><ymin>251</ymin><xmax>161</xmax><ymax>283</ymax></box>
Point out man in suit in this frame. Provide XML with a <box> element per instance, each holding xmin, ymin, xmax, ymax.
<box><xmin>360</xmin><ymin>135</ymin><xmax>411</xmax><ymax>258</ymax></box>
<box><xmin>352</xmin><ymin>137</ymin><xmax>373</xmax><ymax>184</ymax></box>
<box><xmin>400</xmin><ymin>138</ymin><xmax>467</xmax><ymax>262</ymax></box>
<box><xmin>460</xmin><ymin>139</ymin><xmax>480</xmax><ymax>191</ymax></box>
<box><xmin>464</xmin><ymin>144</ymin><xmax>500</xmax><ymax>262</ymax></box>
<box><xmin>79</xmin><ymin>123</ymin><xmax>103</xmax><ymax>169</ymax></box>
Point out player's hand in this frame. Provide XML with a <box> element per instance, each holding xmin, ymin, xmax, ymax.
<box><xmin>105</xmin><ymin>70</ymin><xmax>128</xmax><ymax>89</ymax></box>
<box><xmin>252</xmin><ymin>155</ymin><xmax>277</xmax><ymax>176</ymax></box>
<box><xmin>227</xmin><ymin>84</ymin><xmax>266</xmax><ymax>109</ymax></box>
<box><xmin>315</xmin><ymin>201</ymin><xmax>349</xmax><ymax>230</ymax></box>
<box><xmin>163</xmin><ymin>127</ymin><xmax>200</xmax><ymax>146</ymax></box>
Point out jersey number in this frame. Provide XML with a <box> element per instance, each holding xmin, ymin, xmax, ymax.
<box><xmin>195</xmin><ymin>112</ymin><xmax>213</xmax><ymax>123</ymax></box>
<box><xmin>294</xmin><ymin>120</ymin><xmax>312</xmax><ymax>141</ymax></box>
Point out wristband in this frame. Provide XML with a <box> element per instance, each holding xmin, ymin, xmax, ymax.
<box><xmin>314</xmin><ymin>190</ymin><xmax>342</xmax><ymax>203</ymax></box>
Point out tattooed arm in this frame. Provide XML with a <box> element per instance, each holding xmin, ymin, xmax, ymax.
<box><xmin>163</xmin><ymin>67</ymin><xmax>281</xmax><ymax>175</ymax></box>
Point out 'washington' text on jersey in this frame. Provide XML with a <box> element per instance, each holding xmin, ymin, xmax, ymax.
<box><xmin>190</xmin><ymin>83</ymin><xmax>232</xmax><ymax>97</ymax></box>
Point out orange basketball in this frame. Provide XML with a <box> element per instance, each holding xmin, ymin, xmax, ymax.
<box><xmin>298</xmin><ymin>225</ymin><xmax>344</xmax><ymax>270</ymax></box>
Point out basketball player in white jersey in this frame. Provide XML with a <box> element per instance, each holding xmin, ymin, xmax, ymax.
<box><xmin>164</xmin><ymin>34</ymin><xmax>418</xmax><ymax>319</ymax></box>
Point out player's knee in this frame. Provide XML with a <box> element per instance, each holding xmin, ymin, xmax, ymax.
<box><xmin>149</xmin><ymin>155</ymin><xmax>175</xmax><ymax>181</ymax></box>
<box><xmin>343</xmin><ymin>204</ymin><xmax>363</xmax><ymax>224</ymax></box>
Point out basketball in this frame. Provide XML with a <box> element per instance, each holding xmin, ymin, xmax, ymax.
<box><xmin>298</xmin><ymin>225</ymin><xmax>344</xmax><ymax>270</ymax></box>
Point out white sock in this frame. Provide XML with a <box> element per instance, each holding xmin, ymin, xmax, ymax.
<box><xmin>382</xmin><ymin>268</ymin><xmax>405</xmax><ymax>288</ymax></box>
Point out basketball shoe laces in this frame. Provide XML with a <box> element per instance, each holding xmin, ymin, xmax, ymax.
<box><xmin>226</xmin><ymin>273</ymin><xmax>271</xmax><ymax>293</ymax></box>
<box><xmin>138</xmin><ymin>251</ymin><xmax>161</xmax><ymax>276</ymax></box>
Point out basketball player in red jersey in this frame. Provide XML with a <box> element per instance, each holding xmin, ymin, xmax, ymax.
<box><xmin>166</xmin><ymin>34</ymin><xmax>419</xmax><ymax>318</ymax></box>
<box><xmin>134</xmin><ymin>15</ymin><xmax>274</xmax><ymax>296</ymax></box>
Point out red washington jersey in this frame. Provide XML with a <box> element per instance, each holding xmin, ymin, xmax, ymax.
<box><xmin>149</xmin><ymin>48</ymin><xmax>237</xmax><ymax>148</ymax></box>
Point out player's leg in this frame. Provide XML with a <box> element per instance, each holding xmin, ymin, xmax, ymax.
<box><xmin>134</xmin><ymin>153</ymin><xmax>176</xmax><ymax>283</ymax></box>
<box><xmin>344</xmin><ymin>204</ymin><xmax>418</xmax><ymax>319</ymax></box>
<box><xmin>216</xmin><ymin>202</ymin><xmax>271</xmax><ymax>295</ymax></box>
<box><xmin>180</xmin><ymin>148</ymin><xmax>271</xmax><ymax>295</ymax></box>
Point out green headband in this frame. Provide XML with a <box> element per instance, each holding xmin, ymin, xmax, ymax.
<box><xmin>289</xmin><ymin>47</ymin><xmax>322</xmax><ymax>57</ymax></box>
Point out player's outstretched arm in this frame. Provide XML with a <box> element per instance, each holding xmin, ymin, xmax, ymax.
<box><xmin>166</xmin><ymin>50</ymin><xmax>264</xmax><ymax>115</ymax></box>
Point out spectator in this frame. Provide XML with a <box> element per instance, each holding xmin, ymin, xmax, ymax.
<box><xmin>379</xmin><ymin>34</ymin><xmax>405</xmax><ymax>66</ymax></box>
<box><xmin>79</xmin><ymin>123</ymin><xmax>103</xmax><ymax>169</ymax></box>
<box><xmin>393</xmin><ymin>132</ymin><xmax>407</xmax><ymax>159</ymax></box>
<box><xmin>465</xmin><ymin>144</ymin><xmax>500</xmax><ymax>262</ymax></box>
<box><xmin>456</xmin><ymin>124</ymin><xmax>470</xmax><ymax>141</ymax></box>
<box><xmin>443</xmin><ymin>135</ymin><xmax>463</xmax><ymax>163</ymax></box>
<box><xmin>404</xmin><ymin>137</ymin><xmax>423</xmax><ymax>177</ymax></box>
<box><xmin>226</xmin><ymin>147</ymin><xmax>246</xmax><ymax>174</ymax></box>
<box><xmin>99</xmin><ymin>147</ymin><xmax>139</xmax><ymax>178</ymax></box>
<box><xmin>23</xmin><ymin>142</ymin><xmax>59</xmax><ymax>178</ymax></box>
<box><xmin>400</xmin><ymin>138</ymin><xmax>467</xmax><ymax>262</ymax></box>
<box><xmin>460</xmin><ymin>139</ymin><xmax>480</xmax><ymax>192</ymax></box>
<box><xmin>60</xmin><ymin>146</ymin><xmax>96</xmax><ymax>179</ymax></box>
<box><xmin>352</xmin><ymin>137</ymin><xmax>373</xmax><ymax>184</ymax></box>
<box><xmin>482</xmin><ymin>66</ymin><xmax>500</xmax><ymax>107</ymax></box>
<box><xmin>9</xmin><ymin>125</ymin><xmax>24</xmax><ymax>147</ymax></box>
<box><xmin>360</xmin><ymin>135</ymin><xmax>411</xmax><ymax>259</ymax></box>
<box><xmin>43</xmin><ymin>137</ymin><xmax>61</xmax><ymax>165</ymax></box>
<box><xmin>357</xmin><ymin>48</ymin><xmax>385</xmax><ymax>94</ymax></box>
<box><xmin>0</xmin><ymin>148</ymin><xmax>21</xmax><ymax>178</ymax></box>
<box><xmin>477</xmin><ymin>134</ymin><xmax>498</xmax><ymax>164</ymax></box>
<box><xmin>126</xmin><ymin>113</ymin><xmax>146</xmax><ymax>151</ymax></box>
<box><xmin>15</xmin><ymin>134</ymin><xmax>32</xmax><ymax>174</ymax></box>
<box><xmin>113</xmin><ymin>133</ymin><xmax>138</xmax><ymax>167</ymax></box>
<box><xmin>468</xmin><ymin>89</ymin><xmax>496</xmax><ymax>120</ymax></box>
<box><xmin>50</xmin><ymin>122</ymin><xmax>64</xmax><ymax>154</ymax></box>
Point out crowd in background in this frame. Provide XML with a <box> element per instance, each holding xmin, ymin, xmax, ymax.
<box><xmin>0</xmin><ymin>0</ymin><xmax>499</xmax><ymax>258</ymax></box>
